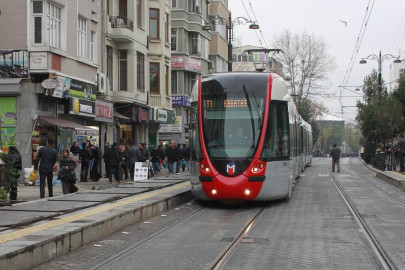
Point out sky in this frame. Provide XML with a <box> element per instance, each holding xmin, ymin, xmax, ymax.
<box><xmin>230</xmin><ymin>0</ymin><xmax>405</xmax><ymax>122</ymax></box>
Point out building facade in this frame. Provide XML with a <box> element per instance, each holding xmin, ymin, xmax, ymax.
<box><xmin>390</xmin><ymin>61</ymin><xmax>405</xmax><ymax>92</ymax></box>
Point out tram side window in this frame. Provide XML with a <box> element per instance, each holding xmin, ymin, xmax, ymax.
<box><xmin>190</xmin><ymin>102</ymin><xmax>202</xmax><ymax>161</ymax></box>
<box><xmin>261</xmin><ymin>101</ymin><xmax>289</xmax><ymax>161</ymax></box>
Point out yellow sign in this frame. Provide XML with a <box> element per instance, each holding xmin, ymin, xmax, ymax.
<box><xmin>74</xmin><ymin>99</ymin><xmax>79</xmax><ymax>114</ymax></box>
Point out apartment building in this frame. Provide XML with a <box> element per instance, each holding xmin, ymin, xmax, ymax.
<box><xmin>0</xmin><ymin>0</ymin><xmax>103</xmax><ymax>172</ymax></box>
<box><xmin>390</xmin><ymin>61</ymin><xmax>405</xmax><ymax>92</ymax></box>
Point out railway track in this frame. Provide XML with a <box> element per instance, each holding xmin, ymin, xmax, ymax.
<box><xmin>329</xmin><ymin>160</ymin><xmax>398</xmax><ymax>270</ymax></box>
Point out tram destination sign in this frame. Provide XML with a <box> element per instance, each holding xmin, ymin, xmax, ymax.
<box><xmin>205</xmin><ymin>99</ymin><xmax>248</xmax><ymax>108</ymax></box>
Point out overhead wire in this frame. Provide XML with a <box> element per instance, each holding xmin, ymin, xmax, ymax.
<box><xmin>240</xmin><ymin>0</ymin><xmax>264</xmax><ymax>48</ymax></box>
<box><xmin>247</xmin><ymin>0</ymin><xmax>269</xmax><ymax>48</ymax></box>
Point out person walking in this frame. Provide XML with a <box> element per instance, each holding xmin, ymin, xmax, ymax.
<box><xmin>166</xmin><ymin>141</ymin><xmax>181</xmax><ymax>176</ymax></box>
<box><xmin>393</xmin><ymin>134</ymin><xmax>405</xmax><ymax>173</ymax></box>
<box><xmin>59</xmin><ymin>148</ymin><xmax>77</xmax><ymax>194</ymax></box>
<box><xmin>103</xmin><ymin>142</ymin><xmax>110</xmax><ymax>177</ymax></box>
<box><xmin>180</xmin><ymin>144</ymin><xmax>190</xmax><ymax>172</ymax></box>
<box><xmin>151</xmin><ymin>146</ymin><xmax>160</xmax><ymax>175</ymax></box>
<box><xmin>34</xmin><ymin>138</ymin><xmax>58</xmax><ymax>199</ymax></box>
<box><xmin>330</xmin><ymin>144</ymin><xmax>341</xmax><ymax>172</ymax></box>
<box><xmin>90</xmin><ymin>144</ymin><xmax>102</xmax><ymax>181</ymax></box>
<box><xmin>70</xmin><ymin>142</ymin><xmax>80</xmax><ymax>155</ymax></box>
<box><xmin>79</xmin><ymin>142</ymin><xmax>92</xmax><ymax>182</ymax></box>
<box><xmin>119</xmin><ymin>144</ymin><xmax>129</xmax><ymax>181</ymax></box>
<box><xmin>127</xmin><ymin>141</ymin><xmax>141</xmax><ymax>180</ymax></box>
<box><xmin>105</xmin><ymin>142</ymin><xmax>121</xmax><ymax>183</ymax></box>
<box><xmin>4</xmin><ymin>146</ymin><xmax>22</xmax><ymax>200</ymax></box>
<box><xmin>360</xmin><ymin>146</ymin><xmax>365</xmax><ymax>159</ymax></box>
<box><xmin>158</xmin><ymin>145</ymin><xmax>165</xmax><ymax>170</ymax></box>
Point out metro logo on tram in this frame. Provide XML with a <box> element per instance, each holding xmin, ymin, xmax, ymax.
<box><xmin>226</xmin><ymin>163</ymin><xmax>235</xmax><ymax>175</ymax></box>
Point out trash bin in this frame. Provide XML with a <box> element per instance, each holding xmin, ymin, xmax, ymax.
<box><xmin>0</xmin><ymin>160</ymin><xmax>5</xmax><ymax>188</ymax></box>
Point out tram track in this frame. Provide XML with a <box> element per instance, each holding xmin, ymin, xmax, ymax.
<box><xmin>329</xmin><ymin>162</ymin><xmax>398</xmax><ymax>270</ymax></box>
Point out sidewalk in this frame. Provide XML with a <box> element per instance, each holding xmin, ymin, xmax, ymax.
<box><xmin>360</xmin><ymin>159</ymin><xmax>405</xmax><ymax>190</ymax></box>
<box><xmin>15</xmin><ymin>167</ymin><xmax>186</xmax><ymax>202</ymax></box>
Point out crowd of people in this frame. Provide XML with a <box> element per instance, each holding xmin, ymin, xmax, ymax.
<box><xmin>379</xmin><ymin>134</ymin><xmax>405</xmax><ymax>173</ymax></box>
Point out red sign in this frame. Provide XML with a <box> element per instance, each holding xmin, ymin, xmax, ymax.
<box><xmin>139</xmin><ymin>107</ymin><xmax>148</xmax><ymax>122</ymax></box>
<box><xmin>95</xmin><ymin>101</ymin><xmax>113</xmax><ymax>123</ymax></box>
<box><xmin>171</xmin><ymin>56</ymin><xmax>201</xmax><ymax>73</ymax></box>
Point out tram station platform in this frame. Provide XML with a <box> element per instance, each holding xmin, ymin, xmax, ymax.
<box><xmin>360</xmin><ymin>159</ymin><xmax>405</xmax><ymax>190</ymax></box>
<box><xmin>0</xmin><ymin>173</ymin><xmax>192</xmax><ymax>270</ymax></box>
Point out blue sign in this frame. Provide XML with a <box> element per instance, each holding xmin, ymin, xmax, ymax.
<box><xmin>172</xmin><ymin>96</ymin><xmax>191</xmax><ymax>107</ymax></box>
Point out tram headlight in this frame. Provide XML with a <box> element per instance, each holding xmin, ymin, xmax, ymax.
<box><xmin>212</xmin><ymin>189</ymin><xmax>217</xmax><ymax>195</ymax></box>
<box><xmin>205</xmin><ymin>167</ymin><xmax>210</xmax><ymax>173</ymax></box>
<box><xmin>245</xmin><ymin>189</ymin><xmax>251</xmax><ymax>195</ymax></box>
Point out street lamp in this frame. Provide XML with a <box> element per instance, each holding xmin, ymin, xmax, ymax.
<box><xmin>202</xmin><ymin>13</ymin><xmax>259</xmax><ymax>72</ymax></box>
<box><xmin>359</xmin><ymin>51</ymin><xmax>401</xmax><ymax>95</ymax></box>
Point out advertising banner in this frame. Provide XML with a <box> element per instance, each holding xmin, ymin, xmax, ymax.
<box><xmin>68</xmin><ymin>98</ymin><xmax>96</xmax><ymax>118</ymax></box>
<box><xmin>134</xmin><ymin>161</ymin><xmax>149</xmax><ymax>181</ymax></box>
<box><xmin>0</xmin><ymin>50</ymin><xmax>29</xmax><ymax>78</ymax></box>
<box><xmin>0</xmin><ymin>127</ymin><xmax>17</xmax><ymax>153</ymax></box>
<box><xmin>95</xmin><ymin>100</ymin><xmax>113</xmax><ymax>123</ymax></box>
<box><xmin>0</xmin><ymin>97</ymin><xmax>17</xmax><ymax>125</ymax></box>
<box><xmin>158</xmin><ymin>116</ymin><xmax>182</xmax><ymax>133</ymax></box>
<box><xmin>172</xmin><ymin>96</ymin><xmax>190</xmax><ymax>107</ymax></box>
<box><xmin>67</xmin><ymin>79</ymin><xmax>97</xmax><ymax>101</ymax></box>
<box><xmin>171</xmin><ymin>56</ymin><xmax>201</xmax><ymax>73</ymax></box>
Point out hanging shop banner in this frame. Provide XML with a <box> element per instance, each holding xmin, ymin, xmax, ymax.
<box><xmin>29</xmin><ymin>52</ymin><xmax>47</xmax><ymax>70</ymax></box>
<box><xmin>157</xmin><ymin>109</ymin><xmax>167</xmax><ymax>122</ymax></box>
<box><xmin>95</xmin><ymin>100</ymin><xmax>113</xmax><ymax>123</ymax></box>
<box><xmin>68</xmin><ymin>98</ymin><xmax>96</xmax><ymax>118</ymax></box>
<box><xmin>1</xmin><ymin>127</ymin><xmax>17</xmax><ymax>153</ymax></box>
<box><xmin>0</xmin><ymin>50</ymin><xmax>29</xmax><ymax>78</ymax></box>
<box><xmin>67</xmin><ymin>78</ymin><xmax>97</xmax><ymax>101</ymax></box>
<box><xmin>172</xmin><ymin>95</ymin><xmax>190</xmax><ymax>107</ymax></box>
<box><xmin>49</xmin><ymin>76</ymin><xmax>70</xmax><ymax>99</ymax></box>
<box><xmin>134</xmin><ymin>161</ymin><xmax>149</xmax><ymax>181</ymax></box>
<box><xmin>0</xmin><ymin>97</ymin><xmax>17</xmax><ymax>125</ymax></box>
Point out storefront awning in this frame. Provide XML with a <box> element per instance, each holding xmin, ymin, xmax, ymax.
<box><xmin>38</xmin><ymin>116</ymin><xmax>100</xmax><ymax>136</ymax></box>
<box><xmin>113</xmin><ymin>111</ymin><xmax>130</xmax><ymax>120</ymax></box>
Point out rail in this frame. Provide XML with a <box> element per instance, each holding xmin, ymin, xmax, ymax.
<box><xmin>109</xmin><ymin>16</ymin><xmax>134</xmax><ymax>31</ymax></box>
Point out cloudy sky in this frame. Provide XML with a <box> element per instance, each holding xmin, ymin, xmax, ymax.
<box><xmin>230</xmin><ymin>0</ymin><xmax>405</xmax><ymax>122</ymax></box>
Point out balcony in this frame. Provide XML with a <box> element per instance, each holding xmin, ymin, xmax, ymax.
<box><xmin>109</xmin><ymin>16</ymin><xmax>134</xmax><ymax>31</ymax></box>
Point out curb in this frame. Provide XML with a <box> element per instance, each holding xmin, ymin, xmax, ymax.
<box><xmin>359</xmin><ymin>159</ymin><xmax>405</xmax><ymax>190</ymax></box>
<box><xmin>0</xmin><ymin>184</ymin><xmax>192</xmax><ymax>270</ymax></box>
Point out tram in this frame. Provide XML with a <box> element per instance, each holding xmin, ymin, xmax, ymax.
<box><xmin>189</xmin><ymin>72</ymin><xmax>313</xmax><ymax>202</ymax></box>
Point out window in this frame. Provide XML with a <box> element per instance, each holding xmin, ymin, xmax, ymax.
<box><xmin>77</xmin><ymin>17</ymin><xmax>87</xmax><ymax>57</ymax></box>
<box><xmin>188</xmin><ymin>0</ymin><xmax>201</xmax><ymax>13</ymax></box>
<box><xmin>119</xmin><ymin>0</ymin><xmax>127</xmax><ymax>16</ymax></box>
<box><xmin>46</xmin><ymin>2</ymin><xmax>61</xmax><ymax>48</ymax></box>
<box><xmin>33</xmin><ymin>1</ymin><xmax>43</xmax><ymax>44</ymax></box>
<box><xmin>184</xmin><ymin>31</ymin><xmax>188</xmax><ymax>52</ymax></box>
<box><xmin>165</xmin><ymin>13</ymin><xmax>169</xmax><ymax>43</ymax></box>
<box><xmin>38</xmin><ymin>98</ymin><xmax>55</xmax><ymax>114</ymax></box>
<box><xmin>190</xmin><ymin>33</ymin><xmax>201</xmax><ymax>55</ymax></box>
<box><xmin>137</xmin><ymin>0</ymin><xmax>142</xmax><ymax>27</ymax></box>
<box><xmin>190</xmin><ymin>74</ymin><xmax>197</xmax><ymax>96</ymax></box>
<box><xmin>172</xmin><ymin>0</ymin><xmax>177</xmax><ymax>8</ymax></box>
<box><xmin>150</xmin><ymin>63</ymin><xmax>160</xmax><ymax>94</ymax></box>
<box><xmin>204</xmin><ymin>37</ymin><xmax>209</xmax><ymax>59</ymax></box>
<box><xmin>171</xmin><ymin>71</ymin><xmax>177</xmax><ymax>94</ymax></box>
<box><xmin>149</xmin><ymin>9</ymin><xmax>159</xmax><ymax>39</ymax></box>
<box><xmin>90</xmin><ymin>31</ymin><xmax>95</xmax><ymax>61</ymax></box>
<box><xmin>165</xmin><ymin>65</ymin><xmax>169</xmax><ymax>96</ymax></box>
<box><xmin>171</xmin><ymin>29</ymin><xmax>177</xmax><ymax>51</ymax></box>
<box><xmin>119</xmin><ymin>50</ymin><xmax>127</xmax><ymax>91</ymax></box>
<box><xmin>137</xmin><ymin>52</ymin><xmax>145</xmax><ymax>91</ymax></box>
<box><xmin>107</xmin><ymin>46</ymin><xmax>113</xmax><ymax>91</ymax></box>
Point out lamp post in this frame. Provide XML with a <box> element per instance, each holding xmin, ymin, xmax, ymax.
<box><xmin>202</xmin><ymin>13</ymin><xmax>259</xmax><ymax>72</ymax></box>
<box><xmin>359</xmin><ymin>51</ymin><xmax>401</xmax><ymax>96</ymax></box>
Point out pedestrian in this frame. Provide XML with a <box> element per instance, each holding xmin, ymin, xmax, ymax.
<box><xmin>103</xmin><ymin>142</ymin><xmax>110</xmax><ymax>177</ymax></box>
<box><xmin>4</xmin><ymin>146</ymin><xmax>22</xmax><ymax>200</ymax></box>
<box><xmin>90</xmin><ymin>144</ymin><xmax>102</xmax><ymax>181</ymax></box>
<box><xmin>127</xmin><ymin>141</ymin><xmax>141</xmax><ymax>180</ymax></box>
<box><xmin>79</xmin><ymin>142</ymin><xmax>92</xmax><ymax>182</ymax></box>
<box><xmin>151</xmin><ymin>146</ymin><xmax>160</xmax><ymax>175</ymax></box>
<box><xmin>180</xmin><ymin>144</ymin><xmax>190</xmax><ymax>172</ymax></box>
<box><xmin>386</xmin><ymin>141</ymin><xmax>393</xmax><ymax>171</ymax></box>
<box><xmin>70</xmin><ymin>142</ymin><xmax>80</xmax><ymax>155</ymax></box>
<box><xmin>330</xmin><ymin>144</ymin><xmax>341</xmax><ymax>173</ymax></box>
<box><xmin>34</xmin><ymin>138</ymin><xmax>58</xmax><ymax>199</ymax></box>
<box><xmin>119</xmin><ymin>144</ymin><xmax>129</xmax><ymax>181</ymax></box>
<box><xmin>392</xmin><ymin>134</ymin><xmax>405</xmax><ymax>173</ymax></box>
<box><xmin>105</xmin><ymin>142</ymin><xmax>121</xmax><ymax>183</ymax></box>
<box><xmin>360</xmin><ymin>146</ymin><xmax>365</xmax><ymax>159</ymax></box>
<box><xmin>166</xmin><ymin>141</ymin><xmax>181</xmax><ymax>176</ymax></box>
<box><xmin>158</xmin><ymin>144</ymin><xmax>165</xmax><ymax>170</ymax></box>
<box><xmin>59</xmin><ymin>148</ymin><xmax>77</xmax><ymax>194</ymax></box>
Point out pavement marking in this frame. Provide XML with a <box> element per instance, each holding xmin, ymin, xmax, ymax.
<box><xmin>0</xmin><ymin>182</ymin><xmax>190</xmax><ymax>244</ymax></box>
<box><xmin>318</xmin><ymin>174</ymin><xmax>329</xmax><ymax>177</ymax></box>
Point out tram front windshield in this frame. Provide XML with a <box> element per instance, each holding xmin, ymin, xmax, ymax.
<box><xmin>202</xmin><ymin>92</ymin><xmax>265</xmax><ymax>159</ymax></box>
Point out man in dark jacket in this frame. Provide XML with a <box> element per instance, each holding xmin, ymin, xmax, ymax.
<box><xmin>70</xmin><ymin>142</ymin><xmax>80</xmax><ymax>155</ymax></box>
<box><xmin>4</xmin><ymin>146</ymin><xmax>22</xmax><ymax>200</ymax></box>
<box><xmin>393</xmin><ymin>134</ymin><xmax>405</xmax><ymax>173</ymax></box>
<box><xmin>104</xmin><ymin>142</ymin><xmax>121</xmax><ymax>183</ymax></box>
<box><xmin>127</xmin><ymin>141</ymin><xmax>141</xmax><ymax>180</ymax></box>
<box><xmin>180</xmin><ymin>144</ymin><xmax>190</xmax><ymax>172</ymax></box>
<box><xmin>330</xmin><ymin>144</ymin><xmax>341</xmax><ymax>173</ymax></box>
<box><xmin>103</xmin><ymin>142</ymin><xmax>110</xmax><ymax>177</ymax></box>
<box><xmin>119</xmin><ymin>144</ymin><xmax>129</xmax><ymax>181</ymax></box>
<box><xmin>150</xmin><ymin>146</ymin><xmax>160</xmax><ymax>174</ymax></box>
<box><xmin>79</xmin><ymin>142</ymin><xmax>92</xmax><ymax>182</ymax></box>
<box><xmin>34</xmin><ymin>138</ymin><xmax>58</xmax><ymax>199</ymax></box>
<box><xmin>166</xmin><ymin>141</ymin><xmax>181</xmax><ymax>176</ymax></box>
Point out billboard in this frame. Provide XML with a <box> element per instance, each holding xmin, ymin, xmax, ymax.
<box><xmin>0</xmin><ymin>50</ymin><xmax>28</xmax><ymax>78</ymax></box>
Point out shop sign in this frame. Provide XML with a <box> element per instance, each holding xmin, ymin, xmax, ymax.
<box><xmin>1</xmin><ymin>127</ymin><xmax>17</xmax><ymax>153</ymax></box>
<box><xmin>0</xmin><ymin>50</ymin><xmax>28</xmax><ymax>78</ymax></box>
<box><xmin>157</xmin><ymin>109</ymin><xmax>167</xmax><ymax>122</ymax></box>
<box><xmin>171</xmin><ymin>56</ymin><xmax>201</xmax><ymax>73</ymax></box>
<box><xmin>0</xmin><ymin>97</ymin><xmax>17</xmax><ymax>125</ymax></box>
<box><xmin>76</xmin><ymin>129</ymin><xmax>100</xmax><ymax>136</ymax></box>
<box><xmin>67</xmin><ymin>78</ymin><xmax>97</xmax><ymax>101</ymax></box>
<box><xmin>95</xmin><ymin>101</ymin><xmax>113</xmax><ymax>123</ymax></box>
<box><xmin>172</xmin><ymin>95</ymin><xmax>190</xmax><ymax>107</ymax></box>
<box><xmin>41</xmin><ymin>79</ymin><xmax>58</xmax><ymax>89</ymax></box>
<box><xmin>30</xmin><ymin>52</ymin><xmax>47</xmax><ymax>70</ymax></box>
<box><xmin>136</xmin><ymin>107</ymin><xmax>149</xmax><ymax>123</ymax></box>
<box><xmin>158</xmin><ymin>116</ymin><xmax>182</xmax><ymax>133</ymax></box>
<box><xmin>69</xmin><ymin>98</ymin><xmax>95</xmax><ymax>117</ymax></box>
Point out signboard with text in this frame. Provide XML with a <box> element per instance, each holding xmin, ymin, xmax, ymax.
<box><xmin>30</xmin><ymin>52</ymin><xmax>47</xmax><ymax>70</ymax></box>
<box><xmin>68</xmin><ymin>98</ymin><xmax>95</xmax><ymax>118</ymax></box>
<box><xmin>172</xmin><ymin>96</ymin><xmax>190</xmax><ymax>107</ymax></box>
<box><xmin>171</xmin><ymin>56</ymin><xmax>201</xmax><ymax>73</ymax></box>
<box><xmin>158</xmin><ymin>116</ymin><xmax>182</xmax><ymax>133</ymax></box>
<box><xmin>94</xmin><ymin>100</ymin><xmax>113</xmax><ymax>123</ymax></box>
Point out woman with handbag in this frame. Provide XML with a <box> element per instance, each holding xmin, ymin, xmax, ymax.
<box><xmin>59</xmin><ymin>148</ymin><xmax>77</xmax><ymax>194</ymax></box>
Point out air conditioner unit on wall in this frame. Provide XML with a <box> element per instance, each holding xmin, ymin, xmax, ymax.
<box><xmin>98</xmin><ymin>73</ymin><xmax>107</xmax><ymax>94</ymax></box>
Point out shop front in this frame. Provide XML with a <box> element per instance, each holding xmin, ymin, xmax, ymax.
<box><xmin>148</xmin><ymin>108</ymin><xmax>175</xmax><ymax>149</ymax></box>
<box><xmin>116</xmin><ymin>104</ymin><xmax>150</xmax><ymax>145</ymax></box>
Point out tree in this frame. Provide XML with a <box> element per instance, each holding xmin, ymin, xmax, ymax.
<box><xmin>272</xmin><ymin>29</ymin><xmax>337</xmax><ymax>99</ymax></box>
